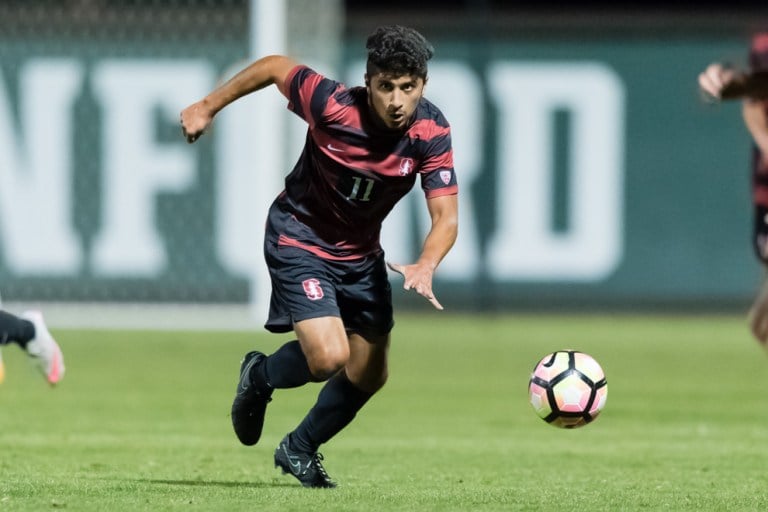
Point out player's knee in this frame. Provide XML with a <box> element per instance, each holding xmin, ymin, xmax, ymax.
<box><xmin>307</xmin><ymin>349</ymin><xmax>349</xmax><ymax>381</ymax></box>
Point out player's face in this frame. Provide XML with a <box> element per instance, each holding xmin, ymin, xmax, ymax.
<box><xmin>366</xmin><ymin>72</ymin><xmax>425</xmax><ymax>131</ymax></box>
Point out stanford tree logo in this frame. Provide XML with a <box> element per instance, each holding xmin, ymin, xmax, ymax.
<box><xmin>302</xmin><ymin>278</ymin><xmax>324</xmax><ymax>301</ymax></box>
<box><xmin>399</xmin><ymin>158</ymin><xmax>414</xmax><ymax>176</ymax></box>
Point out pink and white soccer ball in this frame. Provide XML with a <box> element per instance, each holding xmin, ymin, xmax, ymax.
<box><xmin>528</xmin><ymin>350</ymin><xmax>608</xmax><ymax>428</ymax></box>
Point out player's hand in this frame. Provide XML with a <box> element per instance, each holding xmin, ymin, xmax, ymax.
<box><xmin>749</xmin><ymin>278</ymin><xmax>768</xmax><ymax>345</ymax></box>
<box><xmin>698</xmin><ymin>63</ymin><xmax>735</xmax><ymax>102</ymax></box>
<box><xmin>387</xmin><ymin>261</ymin><xmax>443</xmax><ymax>310</ymax></box>
<box><xmin>180</xmin><ymin>100</ymin><xmax>214</xmax><ymax>143</ymax></box>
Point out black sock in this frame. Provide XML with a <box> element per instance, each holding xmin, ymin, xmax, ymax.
<box><xmin>0</xmin><ymin>311</ymin><xmax>34</xmax><ymax>348</ymax></box>
<box><xmin>251</xmin><ymin>340</ymin><xmax>314</xmax><ymax>390</ymax></box>
<box><xmin>290</xmin><ymin>371</ymin><xmax>374</xmax><ymax>454</ymax></box>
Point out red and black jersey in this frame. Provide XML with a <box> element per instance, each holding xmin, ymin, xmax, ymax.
<box><xmin>750</xmin><ymin>33</ymin><xmax>768</xmax><ymax>262</ymax></box>
<box><xmin>266</xmin><ymin>65</ymin><xmax>458</xmax><ymax>261</ymax></box>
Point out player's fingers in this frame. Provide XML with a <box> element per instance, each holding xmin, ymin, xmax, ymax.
<box><xmin>700</xmin><ymin>65</ymin><xmax>734</xmax><ymax>100</ymax></box>
<box><xmin>705</xmin><ymin>64</ymin><xmax>727</xmax><ymax>85</ymax></box>
<box><xmin>180</xmin><ymin>118</ymin><xmax>196</xmax><ymax>143</ymax></box>
<box><xmin>413</xmin><ymin>284</ymin><xmax>443</xmax><ymax>310</ymax></box>
<box><xmin>428</xmin><ymin>294</ymin><xmax>444</xmax><ymax>311</ymax></box>
<box><xmin>180</xmin><ymin>107</ymin><xmax>208</xmax><ymax>144</ymax></box>
<box><xmin>707</xmin><ymin>70</ymin><xmax>723</xmax><ymax>90</ymax></box>
<box><xmin>698</xmin><ymin>72</ymin><xmax>713</xmax><ymax>91</ymax></box>
<box><xmin>698</xmin><ymin>76</ymin><xmax>721</xmax><ymax>101</ymax></box>
<box><xmin>386</xmin><ymin>261</ymin><xmax>404</xmax><ymax>275</ymax></box>
<box><xmin>387</xmin><ymin>262</ymin><xmax>412</xmax><ymax>289</ymax></box>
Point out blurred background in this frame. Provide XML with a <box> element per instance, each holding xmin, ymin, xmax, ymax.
<box><xmin>0</xmin><ymin>0</ymin><xmax>766</xmax><ymax>328</ymax></box>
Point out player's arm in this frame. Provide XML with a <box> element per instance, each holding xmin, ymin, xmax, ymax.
<box><xmin>745</xmin><ymin>98</ymin><xmax>768</xmax><ymax>345</ymax></box>
<box><xmin>742</xmin><ymin>99</ymin><xmax>768</xmax><ymax>157</ymax></box>
<box><xmin>180</xmin><ymin>55</ymin><xmax>299</xmax><ymax>143</ymax></box>
<box><xmin>388</xmin><ymin>193</ymin><xmax>458</xmax><ymax>310</ymax></box>
<box><xmin>699</xmin><ymin>62</ymin><xmax>768</xmax><ymax>101</ymax></box>
<box><xmin>722</xmin><ymin>71</ymin><xmax>768</xmax><ymax>99</ymax></box>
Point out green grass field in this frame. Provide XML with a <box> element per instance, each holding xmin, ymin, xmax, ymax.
<box><xmin>2</xmin><ymin>312</ymin><xmax>768</xmax><ymax>511</ymax></box>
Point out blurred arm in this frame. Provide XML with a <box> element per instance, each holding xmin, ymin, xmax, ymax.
<box><xmin>721</xmin><ymin>71</ymin><xmax>768</xmax><ymax>99</ymax></box>
<box><xmin>699</xmin><ymin>62</ymin><xmax>768</xmax><ymax>101</ymax></box>
<box><xmin>742</xmin><ymin>99</ymin><xmax>768</xmax><ymax>157</ymax></box>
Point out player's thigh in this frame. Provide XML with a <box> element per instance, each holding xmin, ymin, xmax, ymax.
<box><xmin>263</xmin><ymin>244</ymin><xmax>341</xmax><ymax>333</ymax></box>
<box><xmin>294</xmin><ymin>316</ymin><xmax>350</xmax><ymax>377</ymax></box>
<box><xmin>346</xmin><ymin>332</ymin><xmax>390</xmax><ymax>393</ymax></box>
<box><xmin>338</xmin><ymin>254</ymin><xmax>394</xmax><ymax>335</ymax></box>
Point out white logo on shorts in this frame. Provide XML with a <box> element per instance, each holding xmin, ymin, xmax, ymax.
<box><xmin>302</xmin><ymin>278</ymin><xmax>324</xmax><ymax>301</ymax></box>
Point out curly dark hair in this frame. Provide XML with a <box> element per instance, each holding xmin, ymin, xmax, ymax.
<box><xmin>365</xmin><ymin>25</ymin><xmax>434</xmax><ymax>80</ymax></box>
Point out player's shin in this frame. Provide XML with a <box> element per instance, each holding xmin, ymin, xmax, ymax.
<box><xmin>289</xmin><ymin>371</ymin><xmax>374</xmax><ymax>453</ymax></box>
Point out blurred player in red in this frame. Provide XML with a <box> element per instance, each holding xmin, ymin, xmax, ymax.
<box><xmin>699</xmin><ymin>32</ymin><xmax>768</xmax><ymax>344</ymax></box>
<box><xmin>181</xmin><ymin>25</ymin><xmax>457</xmax><ymax>487</ymax></box>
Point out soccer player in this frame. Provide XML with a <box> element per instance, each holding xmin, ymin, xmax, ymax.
<box><xmin>699</xmin><ymin>32</ymin><xmax>768</xmax><ymax>344</ymax></box>
<box><xmin>0</xmin><ymin>308</ymin><xmax>65</xmax><ymax>385</ymax></box>
<box><xmin>180</xmin><ymin>25</ymin><xmax>458</xmax><ymax>488</ymax></box>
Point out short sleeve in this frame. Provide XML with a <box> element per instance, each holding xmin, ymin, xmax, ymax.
<box><xmin>282</xmin><ymin>65</ymin><xmax>343</xmax><ymax>129</ymax></box>
<box><xmin>420</xmin><ymin>132</ymin><xmax>458</xmax><ymax>198</ymax></box>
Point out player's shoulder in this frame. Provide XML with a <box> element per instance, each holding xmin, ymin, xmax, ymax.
<box><xmin>333</xmin><ymin>84</ymin><xmax>366</xmax><ymax>107</ymax></box>
<box><xmin>290</xmin><ymin>65</ymin><xmax>346</xmax><ymax>92</ymax></box>
<box><xmin>290</xmin><ymin>66</ymin><xmax>356</xmax><ymax>110</ymax></box>
<box><xmin>408</xmin><ymin>98</ymin><xmax>451</xmax><ymax>145</ymax></box>
<box><xmin>415</xmin><ymin>97</ymin><xmax>450</xmax><ymax>128</ymax></box>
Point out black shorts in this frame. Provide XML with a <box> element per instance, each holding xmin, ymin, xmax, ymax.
<box><xmin>263</xmin><ymin>242</ymin><xmax>394</xmax><ymax>336</ymax></box>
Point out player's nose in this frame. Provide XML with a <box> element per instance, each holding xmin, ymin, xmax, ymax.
<box><xmin>390</xmin><ymin>90</ymin><xmax>404</xmax><ymax>108</ymax></box>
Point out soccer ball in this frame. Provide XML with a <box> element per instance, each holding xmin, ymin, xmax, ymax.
<box><xmin>528</xmin><ymin>350</ymin><xmax>607</xmax><ymax>428</ymax></box>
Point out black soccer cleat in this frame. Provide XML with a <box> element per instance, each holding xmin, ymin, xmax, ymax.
<box><xmin>274</xmin><ymin>435</ymin><xmax>337</xmax><ymax>488</ymax></box>
<box><xmin>231</xmin><ymin>351</ymin><xmax>272</xmax><ymax>446</ymax></box>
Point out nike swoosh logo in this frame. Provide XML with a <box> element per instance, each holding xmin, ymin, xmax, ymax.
<box><xmin>326</xmin><ymin>143</ymin><xmax>344</xmax><ymax>153</ymax></box>
<box><xmin>284</xmin><ymin>447</ymin><xmax>303</xmax><ymax>475</ymax></box>
<box><xmin>237</xmin><ymin>357</ymin><xmax>257</xmax><ymax>395</ymax></box>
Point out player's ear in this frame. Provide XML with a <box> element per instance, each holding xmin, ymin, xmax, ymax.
<box><xmin>364</xmin><ymin>73</ymin><xmax>370</xmax><ymax>88</ymax></box>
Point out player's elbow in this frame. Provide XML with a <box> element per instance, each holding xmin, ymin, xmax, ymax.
<box><xmin>441</xmin><ymin>217</ymin><xmax>459</xmax><ymax>246</ymax></box>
